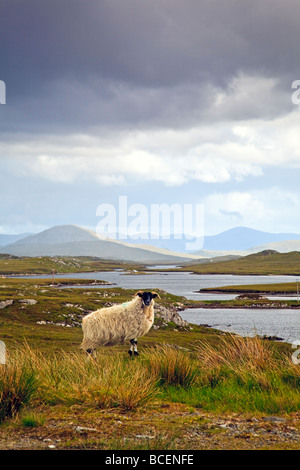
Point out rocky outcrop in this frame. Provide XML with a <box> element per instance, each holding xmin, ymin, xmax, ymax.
<box><xmin>19</xmin><ymin>299</ymin><xmax>37</xmax><ymax>305</ymax></box>
<box><xmin>0</xmin><ymin>300</ymin><xmax>13</xmax><ymax>309</ymax></box>
<box><xmin>236</xmin><ymin>293</ymin><xmax>267</xmax><ymax>300</ymax></box>
<box><xmin>154</xmin><ymin>304</ymin><xmax>189</xmax><ymax>329</ymax></box>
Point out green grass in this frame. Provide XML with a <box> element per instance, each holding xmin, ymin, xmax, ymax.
<box><xmin>0</xmin><ymin>254</ymin><xmax>145</xmax><ymax>275</ymax></box>
<box><xmin>0</xmin><ymin>352</ymin><xmax>38</xmax><ymax>423</ymax></box>
<box><xmin>200</xmin><ymin>281</ymin><xmax>300</xmax><ymax>294</ymax></box>
<box><xmin>159</xmin><ymin>336</ymin><xmax>300</xmax><ymax>414</ymax></box>
<box><xmin>21</xmin><ymin>411</ymin><xmax>45</xmax><ymax>427</ymax></box>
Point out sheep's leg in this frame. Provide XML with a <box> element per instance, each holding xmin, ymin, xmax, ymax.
<box><xmin>128</xmin><ymin>339</ymin><xmax>139</xmax><ymax>357</ymax></box>
<box><xmin>128</xmin><ymin>339</ymin><xmax>134</xmax><ymax>356</ymax></box>
<box><xmin>86</xmin><ymin>348</ymin><xmax>97</xmax><ymax>360</ymax></box>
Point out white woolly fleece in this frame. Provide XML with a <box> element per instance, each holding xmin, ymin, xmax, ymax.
<box><xmin>80</xmin><ymin>295</ymin><xmax>155</xmax><ymax>349</ymax></box>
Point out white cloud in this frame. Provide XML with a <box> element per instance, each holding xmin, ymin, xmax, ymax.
<box><xmin>204</xmin><ymin>188</ymin><xmax>300</xmax><ymax>234</ymax></box>
<box><xmin>1</xmin><ymin>144</ymin><xmax>262</xmax><ymax>188</ymax></box>
<box><xmin>1</xmin><ymin>72</ymin><xmax>299</xmax><ymax>190</ymax></box>
<box><xmin>210</xmin><ymin>73</ymin><xmax>289</xmax><ymax>121</ymax></box>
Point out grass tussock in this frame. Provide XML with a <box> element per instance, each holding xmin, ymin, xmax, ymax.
<box><xmin>21</xmin><ymin>411</ymin><xmax>45</xmax><ymax>427</ymax></box>
<box><xmin>0</xmin><ymin>348</ymin><xmax>38</xmax><ymax>423</ymax></box>
<box><xmin>2</xmin><ymin>344</ymin><xmax>158</xmax><ymax>413</ymax></box>
<box><xmin>196</xmin><ymin>334</ymin><xmax>276</xmax><ymax>380</ymax></box>
<box><xmin>145</xmin><ymin>345</ymin><xmax>197</xmax><ymax>388</ymax></box>
<box><xmin>192</xmin><ymin>335</ymin><xmax>300</xmax><ymax>413</ymax></box>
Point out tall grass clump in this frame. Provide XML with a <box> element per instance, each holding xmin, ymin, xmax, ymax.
<box><xmin>14</xmin><ymin>345</ymin><xmax>158</xmax><ymax>411</ymax></box>
<box><xmin>197</xmin><ymin>334</ymin><xmax>272</xmax><ymax>375</ymax></box>
<box><xmin>0</xmin><ymin>347</ymin><xmax>38</xmax><ymax>423</ymax></box>
<box><xmin>145</xmin><ymin>345</ymin><xmax>197</xmax><ymax>388</ymax></box>
<box><xmin>194</xmin><ymin>334</ymin><xmax>300</xmax><ymax>413</ymax></box>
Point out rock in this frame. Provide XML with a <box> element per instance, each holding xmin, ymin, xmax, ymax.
<box><xmin>75</xmin><ymin>426</ymin><xmax>98</xmax><ymax>433</ymax></box>
<box><xmin>261</xmin><ymin>335</ymin><xmax>284</xmax><ymax>341</ymax></box>
<box><xmin>155</xmin><ymin>305</ymin><xmax>189</xmax><ymax>328</ymax></box>
<box><xmin>0</xmin><ymin>300</ymin><xmax>13</xmax><ymax>309</ymax></box>
<box><xmin>236</xmin><ymin>293</ymin><xmax>267</xmax><ymax>300</ymax></box>
<box><xmin>19</xmin><ymin>299</ymin><xmax>37</xmax><ymax>305</ymax></box>
<box><xmin>262</xmin><ymin>416</ymin><xmax>286</xmax><ymax>423</ymax></box>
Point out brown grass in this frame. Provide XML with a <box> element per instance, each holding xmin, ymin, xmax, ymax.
<box><xmin>145</xmin><ymin>345</ymin><xmax>197</xmax><ymax>388</ymax></box>
<box><xmin>4</xmin><ymin>344</ymin><xmax>158</xmax><ymax>412</ymax></box>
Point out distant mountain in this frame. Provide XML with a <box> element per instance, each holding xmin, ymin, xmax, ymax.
<box><xmin>188</xmin><ymin>227</ymin><xmax>300</xmax><ymax>256</ymax></box>
<box><xmin>1</xmin><ymin>225</ymin><xmax>199</xmax><ymax>263</ymax></box>
<box><xmin>0</xmin><ymin>233</ymin><xmax>31</xmax><ymax>246</ymax></box>
<box><xmin>110</xmin><ymin>226</ymin><xmax>300</xmax><ymax>254</ymax></box>
<box><xmin>196</xmin><ymin>227</ymin><xmax>300</xmax><ymax>252</ymax></box>
<box><xmin>7</xmin><ymin>225</ymin><xmax>99</xmax><ymax>246</ymax></box>
<box><xmin>116</xmin><ymin>235</ymin><xmax>196</xmax><ymax>254</ymax></box>
<box><xmin>245</xmin><ymin>239</ymin><xmax>300</xmax><ymax>254</ymax></box>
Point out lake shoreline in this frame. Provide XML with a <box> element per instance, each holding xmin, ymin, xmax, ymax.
<box><xmin>184</xmin><ymin>303</ymin><xmax>300</xmax><ymax>309</ymax></box>
<box><xmin>180</xmin><ymin>301</ymin><xmax>300</xmax><ymax>310</ymax></box>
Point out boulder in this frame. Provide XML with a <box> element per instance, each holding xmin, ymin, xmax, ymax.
<box><xmin>155</xmin><ymin>304</ymin><xmax>189</xmax><ymax>328</ymax></box>
<box><xmin>0</xmin><ymin>299</ymin><xmax>13</xmax><ymax>309</ymax></box>
<box><xmin>19</xmin><ymin>299</ymin><xmax>38</xmax><ymax>305</ymax></box>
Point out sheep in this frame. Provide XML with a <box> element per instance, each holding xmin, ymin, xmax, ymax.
<box><xmin>80</xmin><ymin>291</ymin><xmax>160</xmax><ymax>357</ymax></box>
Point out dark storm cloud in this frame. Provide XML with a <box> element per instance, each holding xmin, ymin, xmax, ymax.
<box><xmin>2</xmin><ymin>0</ymin><xmax>299</xmax><ymax>85</ymax></box>
<box><xmin>1</xmin><ymin>0</ymin><xmax>299</xmax><ymax>132</ymax></box>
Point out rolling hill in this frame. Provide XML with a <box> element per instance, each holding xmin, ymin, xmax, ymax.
<box><xmin>0</xmin><ymin>224</ymin><xmax>199</xmax><ymax>264</ymax></box>
<box><xmin>245</xmin><ymin>239</ymin><xmax>300</xmax><ymax>254</ymax></box>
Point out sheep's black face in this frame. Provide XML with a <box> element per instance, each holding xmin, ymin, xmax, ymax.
<box><xmin>137</xmin><ymin>291</ymin><xmax>158</xmax><ymax>306</ymax></box>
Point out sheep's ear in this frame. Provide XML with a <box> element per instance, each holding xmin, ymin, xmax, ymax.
<box><xmin>151</xmin><ymin>292</ymin><xmax>160</xmax><ymax>299</ymax></box>
<box><xmin>134</xmin><ymin>291</ymin><xmax>143</xmax><ymax>297</ymax></box>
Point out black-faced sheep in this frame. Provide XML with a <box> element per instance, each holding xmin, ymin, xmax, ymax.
<box><xmin>80</xmin><ymin>291</ymin><xmax>160</xmax><ymax>357</ymax></box>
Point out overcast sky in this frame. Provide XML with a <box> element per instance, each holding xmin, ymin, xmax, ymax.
<box><xmin>0</xmin><ymin>0</ymin><xmax>300</xmax><ymax>238</ymax></box>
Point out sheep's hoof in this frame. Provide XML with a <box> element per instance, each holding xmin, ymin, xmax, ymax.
<box><xmin>128</xmin><ymin>350</ymin><xmax>139</xmax><ymax>357</ymax></box>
